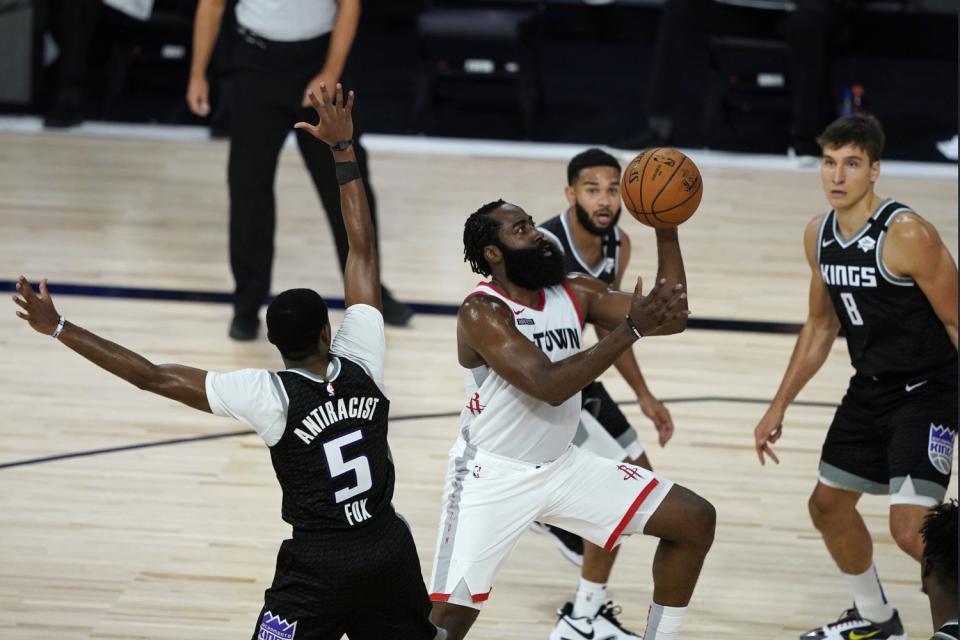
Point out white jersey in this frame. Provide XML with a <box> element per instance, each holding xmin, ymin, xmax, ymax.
<box><xmin>460</xmin><ymin>281</ymin><xmax>585</xmax><ymax>463</ymax></box>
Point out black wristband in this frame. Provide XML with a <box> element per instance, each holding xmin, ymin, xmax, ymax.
<box><xmin>625</xmin><ymin>315</ymin><xmax>643</xmax><ymax>339</ymax></box>
<box><xmin>330</xmin><ymin>139</ymin><xmax>353</xmax><ymax>152</ymax></box>
<box><xmin>335</xmin><ymin>161</ymin><xmax>361</xmax><ymax>185</ymax></box>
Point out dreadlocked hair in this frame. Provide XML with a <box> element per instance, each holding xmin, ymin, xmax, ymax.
<box><xmin>921</xmin><ymin>499</ymin><xmax>958</xmax><ymax>591</ymax></box>
<box><xmin>463</xmin><ymin>199</ymin><xmax>506</xmax><ymax>276</ymax></box>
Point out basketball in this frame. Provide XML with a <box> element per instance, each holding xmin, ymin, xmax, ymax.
<box><xmin>621</xmin><ymin>148</ymin><xmax>703</xmax><ymax>228</ymax></box>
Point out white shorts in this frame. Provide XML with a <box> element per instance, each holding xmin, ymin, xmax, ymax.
<box><xmin>428</xmin><ymin>437</ymin><xmax>674</xmax><ymax>609</ymax></box>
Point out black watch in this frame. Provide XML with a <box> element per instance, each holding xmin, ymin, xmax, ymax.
<box><xmin>330</xmin><ymin>139</ymin><xmax>353</xmax><ymax>151</ymax></box>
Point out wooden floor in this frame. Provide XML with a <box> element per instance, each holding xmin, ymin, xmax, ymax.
<box><xmin>0</xmin><ymin>130</ymin><xmax>956</xmax><ymax>639</ymax></box>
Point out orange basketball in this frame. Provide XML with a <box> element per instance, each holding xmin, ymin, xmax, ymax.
<box><xmin>620</xmin><ymin>148</ymin><xmax>703</xmax><ymax>229</ymax></box>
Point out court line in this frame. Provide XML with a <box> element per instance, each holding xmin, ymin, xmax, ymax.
<box><xmin>0</xmin><ymin>397</ymin><xmax>835</xmax><ymax>470</ymax></box>
<box><xmin>0</xmin><ymin>280</ymin><xmax>803</xmax><ymax>335</ymax></box>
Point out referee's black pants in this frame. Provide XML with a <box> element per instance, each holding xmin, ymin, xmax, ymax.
<box><xmin>227</xmin><ymin>29</ymin><xmax>378</xmax><ymax>327</ymax></box>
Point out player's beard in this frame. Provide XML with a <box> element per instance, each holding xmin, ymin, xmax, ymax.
<box><xmin>575</xmin><ymin>201</ymin><xmax>621</xmax><ymax>237</ymax></box>
<box><xmin>497</xmin><ymin>239</ymin><xmax>566</xmax><ymax>290</ymax></box>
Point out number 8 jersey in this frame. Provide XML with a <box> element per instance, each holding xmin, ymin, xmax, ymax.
<box><xmin>817</xmin><ymin>198</ymin><xmax>955</xmax><ymax>378</ymax></box>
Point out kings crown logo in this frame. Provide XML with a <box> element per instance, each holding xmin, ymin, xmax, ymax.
<box><xmin>259</xmin><ymin>611</ymin><xmax>298</xmax><ymax>640</ymax></box>
<box><xmin>928</xmin><ymin>424</ymin><xmax>956</xmax><ymax>476</ymax></box>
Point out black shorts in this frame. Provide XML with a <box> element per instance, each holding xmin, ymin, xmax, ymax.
<box><xmin>251</xmin><ymin>513</ymin><xmax>439</xmax><ymax>640</ymax></box>
<box><xmin>819</xmin><ymin>367</ymin><xmax>958</xmax><ymax>505</ymax></box>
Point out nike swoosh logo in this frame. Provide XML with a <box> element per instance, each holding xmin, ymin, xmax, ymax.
<box><xmin>822</xmin><ymin>239</ymin><xmax>836</xmax><ymax>247</ymax></box>
<box><xmin>905</xmin><ymin>380</ymin><xmax>928</xmax><ymax>392</ymax></box>
<box><xmin>559</xmin><ymin>622</ymin><xmax>594</xmax><ymax>639</ymax></box>
<box><xmin>848</xmin><ymin>631</ymin><xmax>880</xmax><ymax>640</ymax></box>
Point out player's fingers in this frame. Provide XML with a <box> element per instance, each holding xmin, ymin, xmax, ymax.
<box><xmin>333</xmin><ymin>83</ymin><xmax>343</xmax><ymax>108</ymax></box>
<box><xmin>307</xmin><ymin>90</ymin><xmax>324</xmax><ymax>112</ymax></box>
<box><xmin>12</xmin><ymin>295</ymin><xmax>28</xmax><ymax>310</ymax></box>
<box><xmin>766</xmin><ymin>445</ymin><xmax>780</xmax><ymax>465</ymax></box>
<box><xmin>345</xmin><ymin>89</ymin><xmax>355</xmax><ymax>111</ymax></box>
<box><xmin>39</xmin><ymin>278</ymin><xmax>49</xmax><ymax>301</ymax></box>
<box><xmin>16</xmin><ymin>276</ymin><xmax>36</xmax><ymax>301</ymax></box>
<box><xmin>318</xmin><ymin>82</ymin><xmax>330</xmax><ymax>107</ymax></box>
<box><xmin>633</xmin><ymin>276</ymin><xmax>643</xmax><ymax>298</ymax></box>
<box><xmin>15</xmin><ymin>310</ymin><xmax>29</xmax><ymax>320</ymax></box>
<box><xmin>293</xmin><ymin>122</ymin><xmax>316</xmax><ymax>133</ymax></box>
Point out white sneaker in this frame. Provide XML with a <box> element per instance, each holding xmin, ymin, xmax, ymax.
<box><xmin>549</xmin><ymin>602</ymin><xmax>595</xmax><ymax>640</ymax></box>
<box><xmin>593</xmin><ymin>601</ymin><xmax>642</xmax><ymax>639</ymax></box>
<box><xmin>937</xmin><ymin>134</ymin><xmax>958</xmax><ymax>161</ymax></box>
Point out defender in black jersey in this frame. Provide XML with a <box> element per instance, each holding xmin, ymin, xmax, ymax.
<box><xmin>920</xmin><ymin>501</ymin><xmax>957</xmax><ymax>640</ymax></box>
<box><xmin>754</xmin><ymin>115</ymin><xmax>957</xmax><ymax>640</ymax></box>
<box><xmin>537</xmin><ymin>149</ymin><xmax>677</xmax><ymax>638</ymax></box>
<box><xmin>12</xmin><ymin>85</ymin><xmax>442</xmax><ymax>640</ymax></box>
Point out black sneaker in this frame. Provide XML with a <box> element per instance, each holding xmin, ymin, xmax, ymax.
<box><xmin>800</xmin><ymin>606</ymin><xmax>906</xmax><ymax>640</ymax></box>
<box><xmin>381</xmin><ymin>286</ymin><xmax>413</xmax><ymax>327</ymax></box>
<box><xmin>228</xmin><ymin>317</ymin><xmax>259</xmax><ymax>341</ymax></box>
<box><xmin>530</xmin><ymin>522</ymin><xmax>584</xmax><ymax>567</ymax></box>
<box><xmin>594</xmin><ymin>601</ymin><xmax>642</xmax><ymax>639</ymax></box>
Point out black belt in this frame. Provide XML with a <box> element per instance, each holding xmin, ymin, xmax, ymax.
<box><xmin>236</xmin><ymin>25</ymin><xmax>330</xmax><ymax>51</ymax></box>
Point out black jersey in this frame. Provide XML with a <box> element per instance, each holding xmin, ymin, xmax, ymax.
<box><xmin>817</xmin><ymin>199</ymin><xmax>956</xmax><ymax>378</ymax></box>
<box><xmin>539</xmin><ymin>212</ymin><xmax>621</xmax><ymax>286</ymax></box>
<box><xmin>272</xmin><ymin>358</ymin><xmax>394</xmax><ymax>533</ymax></box>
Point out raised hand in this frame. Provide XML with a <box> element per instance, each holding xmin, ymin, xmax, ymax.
<box><xmin>627</xmin><ymin>277</ymin><xmax>688</xmax><ymax>337</ymax></box>
<box><xmin>12</xmin><ymin>276</ymin><xmax>61</xmax><ymax>336</ymax></box>
<box><xmin>293</xmin><ymin>83</ymin><xmax>355</xmax><ymax>147</ymax></box>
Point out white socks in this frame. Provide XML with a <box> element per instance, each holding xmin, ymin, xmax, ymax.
<box><xmin>572</xmin><ymin>578</ymin><xmax>607</xmax><ymax>619</ymax></box>
<box><xmin>643</xmin><ymin>603</ymin><xmax>686</xmax><ymax>640</ymax></box>
<box><xmin>844</xmin><ymin>564</ymin><xmax>894</xmax><ymax>623</ymax></box>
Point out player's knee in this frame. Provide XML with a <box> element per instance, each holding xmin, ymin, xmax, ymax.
<box><xmin>889</xmin><ymin>518</ymin><xmax>924</xmax><ymax>561</ymax></box>
<box><xmin>683</xmin><ymin>493</ymin><xmax>716</xmax><ymax>551</ymax></box>
<box><xmin>808</xmin><ymin>490</ymin><xmax>846</xmax><ymax>530</ymax></box>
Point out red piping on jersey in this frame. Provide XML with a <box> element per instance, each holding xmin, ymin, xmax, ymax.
<box><xmin>603</xmin><ymin>478</ymin><xmax>660</xmax><ymax>552</ymax></box>
<box><xmin>562</xmin><ymin>281</ymin><xmax>585</xmax><ymax>327</ymax></box>
<box><xmin>429</xmin><ymin>590</ymin><xmax>492</xmax><ymax>603</ymax></box>
<box><xmin>471</xmin><ymin>281</ymin><xmax>545</xmax><ymax>311</ymax></box>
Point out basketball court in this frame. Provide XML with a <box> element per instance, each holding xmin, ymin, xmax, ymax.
<box><xmin>0</xmin><ymin>121</ymin><xmax>956</xmax><ymax>638</ymax></box>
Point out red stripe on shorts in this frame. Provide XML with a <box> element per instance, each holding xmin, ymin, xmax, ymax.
<box><xmin>603</xmin><ymin>478</ymin><xmax>660</xmax><ymax>552</ymax></box>
<box><xmin>429</xmin><ymin>593</ymin><xmax>450</xmax><ymax>602</ymax></box>
<box><xmin>471</xmin><ymin>589</ymin><xmax>492</xmax><ymax>603</ymax></box>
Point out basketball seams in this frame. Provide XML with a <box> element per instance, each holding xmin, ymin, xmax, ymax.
<box><xmin>621</xmin><ymin>159</ymin><xmax>642</xmax><ymax>216</ymax></box>
<box><xmin>656</xmin><ymin>177</ymin><xmax>703</xmax><ymax>220</ymax></box>
<box><xmin>623</xmin><ymin>147</ymin><xmax>702</xmax><ymax>229</ymax></box>
<box><xmin>638</xmin><ymin>147</ymin><xmax>659</xmax><ymax>213</ymax></box>
<box><xmin>649</xmin><ymin>155</ymin><xmax>687</xmax><ymax>214</ymax></box>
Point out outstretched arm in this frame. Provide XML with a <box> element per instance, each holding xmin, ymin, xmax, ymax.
<box><xmin>12</xmin><ymin>276</ymin><xmax>211</xmax><ymax>412</ymax></box>
<box><xmin>597</xmin><ymin>231</ymin><xmax>675</xmax><ymax>445</ymax></box>
<box><xmin>295</xmin><ymin>84</ymin><xmax>381</xmax><ymax>311</ymax></box>
<box><xmin>753</xmin><ymin>216</ymin><xmax>840</xmax><ymax>465</ymax></box>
